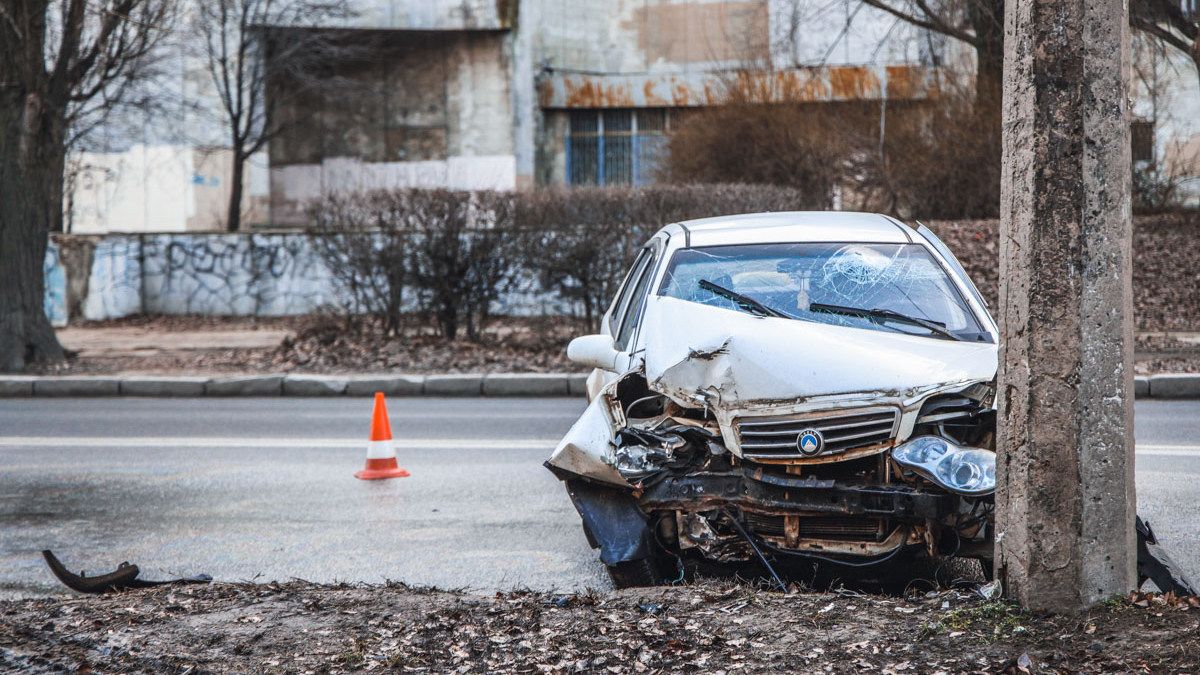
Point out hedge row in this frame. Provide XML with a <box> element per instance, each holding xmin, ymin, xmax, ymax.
<box><xmin>305</xmin><ymin>186</ymin><xmax>1200</xmax><ymax>339</ymax></box>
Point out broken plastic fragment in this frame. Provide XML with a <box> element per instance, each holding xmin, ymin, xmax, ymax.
<box><xmin>975</xmin><ymin>579</ymin><xmax>1002</xmax><ymax>601</ymax></box>
<box><xmin>43</xmin><ymin>550</ymin><xmax>212</xmax><ymax>594</ymax></box>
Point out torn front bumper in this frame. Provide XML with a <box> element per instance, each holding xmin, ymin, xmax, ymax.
<box><xmin>637</xmin><ymin>469</ymin><xmax>954</xmax><ymax>520</ymax></box>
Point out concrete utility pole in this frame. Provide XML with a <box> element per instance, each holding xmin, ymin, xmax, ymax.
<box><xmin>996</xmin><ymin>0</ymin><xmax>1135</xmax><ymax>612</ymax></box>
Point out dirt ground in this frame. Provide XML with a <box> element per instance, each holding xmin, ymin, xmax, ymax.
<box><xmin>45</xmin><ymin>315</ymin><xmax>578</xmax><ymax>375</ymax></box>
<box><xmin>1</xmin><ymin>581</ymin><xmax>1197</xmax><ymax>673</ymax></box>
<box><xmin>38</xmin><ymin>314</ymin><xmax>1200</xmax><ymax>376</ymax></box>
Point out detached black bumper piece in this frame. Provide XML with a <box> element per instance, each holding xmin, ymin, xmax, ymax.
<box><xmin>43</xmin><ymin>550</ymin><xmax>212</xmax><ymax>594</ymax></box>
<box><xmin>1137</xmin><ymin>517</ymin><xmax>1198</xmax><ymax>596</ymax></box>
<box><xmin>564</xmin><ymin>480</ymin><xmax>657</xmax><ymax>566</ymax></box>
<box><xmin>638</xmin><ymin>469</ymin><xmax>955</xmax><ymax>520</ymax></box>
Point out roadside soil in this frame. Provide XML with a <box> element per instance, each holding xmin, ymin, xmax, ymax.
<box><xmin>40</xmin><ymin>314</ymin><xmax>1200</xmax><ymax>376</ymax></box>
<box><xmin>1</xmin><ymin>581</ymin><xmax>1197</xmax><ymax>673</ymax></box>
<box><xmin>43</xmin><ymin>314</ymin><xmax>579</xmax><ymax>375</ymax></box>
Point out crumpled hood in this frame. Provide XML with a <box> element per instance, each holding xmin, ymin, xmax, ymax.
<box><xmin>640</xmin><ymin>296</ymin><xmax>998</xmax><ymax>408</ymax></box>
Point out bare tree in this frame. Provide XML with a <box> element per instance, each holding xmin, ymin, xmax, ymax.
<box><xmin>858</xmin><ymin>1</ymin><xmax>1199</xmax><ymax>94</ymax></box>
<box><xmin>193</xmin><ymin>0</ymin><xmax>353</xmax><ymax>232</ymax></box>
<box><xmin>859</xmin><ymin>1</ymin><xmax>1004</xmax><ymax>108</ymax></box>
<box><xmin>0</xmin><ymin>0</ymin><xmax>174</xmax><ymax>372</ymax></box>
<box><xmin>1132</xmin><ymin>1</ymin><xmax>1200</xmax><ymax>89</ymax></box>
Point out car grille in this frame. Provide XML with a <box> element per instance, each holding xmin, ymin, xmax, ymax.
<box><xmin>744</xmin><ymin>513</ymin><xmax>888</xmax><ymax>542</ymax></box>
<box><xmin>734</xmin><ymin>407</ymin><xmax>899</xmax><ymax>460</ymax></box>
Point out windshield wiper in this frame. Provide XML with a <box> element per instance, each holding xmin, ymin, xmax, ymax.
<box><xmin>698</xmin><ymin>279</ymin><xmax>794</xmax><ymax>319</ymax></box>
<box><xmin>808</xmin><ymin>302</ymin><xmax>962</xmax><ymax>341</ymax></box>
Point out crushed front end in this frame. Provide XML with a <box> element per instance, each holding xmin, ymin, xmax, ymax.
<box><xmin>547</xmin><ymin>372</ymin><xmax>997</xmax><ymax>587</ymax></box>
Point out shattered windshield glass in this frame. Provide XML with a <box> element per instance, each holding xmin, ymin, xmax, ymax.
<box><xmin>657</xmin><ymin>242</ymin><xmax>991</xmax><ymax>342</ymax></box>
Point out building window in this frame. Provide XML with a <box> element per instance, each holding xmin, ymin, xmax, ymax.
<box><xmin>568</xmin><ymin>109</ymin><xmax>670</xmax><ymax>185</ymax></box>
<box><xmin>1131</xmin><ymin>120</ymin><xmax>1155</xmax><ymax>164</ymax></box>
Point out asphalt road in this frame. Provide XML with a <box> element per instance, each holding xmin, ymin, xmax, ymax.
<box><xmin>1</xmin><ymin>397</ymin><xmax>1198</xmax><ymax>597</ymax></box>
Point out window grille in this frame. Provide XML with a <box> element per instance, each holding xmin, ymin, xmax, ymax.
<box><xmin>1131</xmin><ymin>120</ymin><xmax>1154</xmax><ymax>164</ymax></box>
<box><xmin>567</xmin><ymin>109</ymin><xmax>670</xmax><ymax>185</ymax></box>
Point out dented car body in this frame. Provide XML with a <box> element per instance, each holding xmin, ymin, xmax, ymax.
<box><xmin>546</xmin><ymin>212</ymin><xmax>1002</xmax><ymax>587</ymax></box>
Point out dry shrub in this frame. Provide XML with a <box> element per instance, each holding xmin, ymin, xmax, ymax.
<box><xmin>664</xmin><ymin>70</ymin><xmax>1002</xmax><ymax>219</ymax></box>
<box><xmin>516</xmin><ymin>184</ymin><xmax>812</xmax><ymax>330</ymax></box>
<box><xmin>515</xmin><ymin>188</ymin><xmax>639</xmax><ymax>331</ymax></box>
<box><xmin>872</xmin><ymin>79</ymin><xmax>1002</xmax><ymax>219</ymax></box>
<box><xmin>404</xmin><ymin>190</ymin><xmax>521</xmax><ymax>341</ymax></box>
<box><xmin>310</xmin><ymin>184</ymin><xmax>813</xmax><ymax>338</ymax></box>
<box><xmin>307</xmin><ymin>189</ymin><xmax>522</xmax><ymax>341</ymax></box>
<box><xmin>307</xmin><ymin>192</ymin><xmax>408</xmax><ymax>335</ymax></box>
<box><xmin>664</xmin><ymin>101</ymin><xmax>870</xmax><ymax>209</ymax></box>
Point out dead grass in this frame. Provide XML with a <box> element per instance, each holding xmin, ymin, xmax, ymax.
<box><xmin>2</xmin><ymin>581</ymin><xmax>1198</xmax><ymax>673</ymax></box>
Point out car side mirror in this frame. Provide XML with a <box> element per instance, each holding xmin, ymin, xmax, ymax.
<box><xmin>567</xmin><ymin>334</ymin><xmax>621</xmax><ymax>372</ymax></box>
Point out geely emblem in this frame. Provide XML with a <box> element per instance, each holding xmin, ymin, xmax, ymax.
<box><xmin>796</xmin><ymin>429</ymin><xmax>825</xmax><ymax>456</ymax></box>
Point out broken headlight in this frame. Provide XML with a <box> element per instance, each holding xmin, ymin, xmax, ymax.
<box><xmin>891</xmin><ymin>436</ymin><xmax>995</xmax><ymax>496</ymax></box>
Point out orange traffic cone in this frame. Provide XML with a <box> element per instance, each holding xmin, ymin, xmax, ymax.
<box><xmin>354</xmin><ymin>392</ymin><xmax>410</xmax><ymax>480</ymax></box>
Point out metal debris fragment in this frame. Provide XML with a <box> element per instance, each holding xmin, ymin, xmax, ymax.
<box><xmin>43</xmin><ymin>550</ymin><xmax>212</xmax><ymax>594</ymax></box>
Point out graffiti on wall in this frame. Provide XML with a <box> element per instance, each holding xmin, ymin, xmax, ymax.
<box><xmin>82</xmin><ymin>237</ymin><xmax>143</xmax><ymax>321</ymax></box>
<box><xmin>43</xmin><ymin>241</ymin><xmax>68</xmax><ymax>327</ymax></box>
<box><xmin>141</xmin><ymin>234</ymin><xmax>336</xmax><ymax>315</ymax></box>
<box><xmin>45</xmin><ymin>232</ymin><xmax>567</xmax><ymax>322</ymax></box>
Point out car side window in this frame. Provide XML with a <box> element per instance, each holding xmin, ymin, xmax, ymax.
<box><xmin>608</xmin><ymin>248</ymin><xmax>651</xmax><ymax>335</ymax></box>
<box><xmin>615</xmin><ymin>246</ymin><xmax>659</xmax><ymax>351</ymax></box>
<box><xmin>915</xmin><ymin>224</ymin><xmax>990</xmax><ymax>311</ymax></box>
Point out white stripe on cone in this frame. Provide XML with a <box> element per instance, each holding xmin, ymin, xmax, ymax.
<box><xmin>366</xmin><ymin>439</ymin><xmax>395</xmax><ymax>459</ymax></box>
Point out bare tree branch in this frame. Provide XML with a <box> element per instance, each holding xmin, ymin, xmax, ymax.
<box><xmin>191</xmin><ymin>0</ymin><xmax>357</xmax><ymax>231</ymax></box>
<box><xmin>860</xmin><ymin>0</ymin><xmax>980</xmax><ymax>46</ymax></box>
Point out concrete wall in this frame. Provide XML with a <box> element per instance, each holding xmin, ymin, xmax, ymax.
<box><xmin>44</xmin><ymin>241</ymin><xmax>67</xmax><ymax>327</ymax></box>
<box><xmin>45</xmin><ymin>233</ymin><xmax>339</xmax><ymax>322</ymax></box>
<box><xmin>1130</xmin><ymin>43</ymin><xmax>1200</xmax><ymax>203</ymax></box>
<box><xmin>268</xmin><ymin>31</ymin><xmax>516</xmax><ymax>224</ymax></box>
<box><xmin>41</xmin><ymin>232</ymin><xmax>562</xmax><ymax>323</ymax></box>
<box><xmin>313</xmin><ymin>0</ymin><xmax>512</xmax><ymax>30</ymax></box>
<box><xmin>67</xmin><ymin>145</ymin><xmax>269</xmax><ymax>233</ymax></box>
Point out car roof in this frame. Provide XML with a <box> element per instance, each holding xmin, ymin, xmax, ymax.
<box><xmin>660</xmin><ymin>211</ymin><xmax>915</xmax><ymax>247</ymax></box>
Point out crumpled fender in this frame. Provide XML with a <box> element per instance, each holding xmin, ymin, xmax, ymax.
<box><xmin>546</xmin><ymin>389</ymin><xmax>630</xmax><ymax>488</ymax></box>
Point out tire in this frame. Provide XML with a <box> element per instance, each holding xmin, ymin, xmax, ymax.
<box><xmin>606</xmin><ymin>557</ymin><xmax>664</xmax><ymax>588</ymax></box>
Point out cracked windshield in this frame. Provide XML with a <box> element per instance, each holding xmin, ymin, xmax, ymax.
<box><xmin>658</xmin><ymin>242</ymin><xmax>990</xmax><ymax>341</ymax></box>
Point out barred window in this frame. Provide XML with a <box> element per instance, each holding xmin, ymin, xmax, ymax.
<box><xmin>1131</xmin><ymin>120</ymin><xmax>1154</xmax><ymax>164</ymax></box>
<box><xmin>568</xmin><ymin>109</ymin><xmax>670</xmax><ymax>185</ymax></box>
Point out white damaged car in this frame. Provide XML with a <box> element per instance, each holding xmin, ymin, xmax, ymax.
<box><xmin>545</xmin><ymin>212</ymin><xmax>1001</xmax><ymax>587</ymax></box>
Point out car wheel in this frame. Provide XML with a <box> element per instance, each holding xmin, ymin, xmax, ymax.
<box><xmin>606</xmin><ymin>556</ymin><xmax>664</xmax><ymax>588</ymax></box>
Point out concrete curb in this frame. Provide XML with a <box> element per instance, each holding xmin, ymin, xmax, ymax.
<box><xmin>1147</xmin><ymin>373</ymin><xmax>1200</xmax><ymax>399</ymax></box>
<box><xmin>482</xmin><ymin>373</ymin><xmax>570</xmax><ymax>396</ymax></box>
<box><xmin>0</xmin><ymin>373</ymin><xmax>593</xmax><ymax>397</ymax></box>
<box><xmin>0</xmin><ymin>373</ymin><xmax>1190</xmax><ymax>398</ymax></box>
<box><xmin>33</xmin><ymin>377</ymin><xmax>121</xmax><ymax>397</ymax></box>
<box><xmin>345</xmin><ymin>375</ymin><xmax>424</xmax><ymax>397</ymax></box>
<box><xmin>282</xmin><ymin>374</ymin><xmax>347</xmax><ymax>396</ymax></box>
<box><xmin>121</xmin><ymin>376</ymin><xmax>209</xmax><ymax>397</ymax></box>
<box><xmin>424</xmin><ymin>374</ymin><xmax>484</xmax><ymax>396</ymax></box>
<box><xmin>206</xmin><ymin>375</ymin><xmax>284</xmax><ymax>396</ymax></box>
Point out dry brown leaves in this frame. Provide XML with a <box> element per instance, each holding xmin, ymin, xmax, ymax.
<box><xmin>2</xmin><ymin>581</ymin><xmax>1199</xmax><ymax>673</ymax></box>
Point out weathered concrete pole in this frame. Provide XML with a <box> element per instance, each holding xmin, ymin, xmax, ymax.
<box><xmin>996</xmin><ymin>0</ymin><xmax>1135</xmax><ymax>612</ymax></box>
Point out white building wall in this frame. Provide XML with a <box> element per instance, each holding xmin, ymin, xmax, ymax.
<box><xmin>66</xmin><ymin>146</ymin><xmax>270</xmax><ymax>233</ymax></box>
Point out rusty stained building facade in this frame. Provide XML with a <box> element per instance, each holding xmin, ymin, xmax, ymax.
<box><xmin>264</xmin><ymin>0</ymin><xmax>966</xmax><ymax>224</ymax></box>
